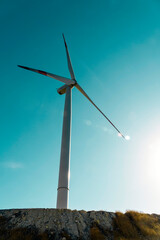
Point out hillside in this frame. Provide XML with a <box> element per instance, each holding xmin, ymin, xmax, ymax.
<box><xmin>0</xmin><ymin>209</ymin><xmax>160</xmax><ymax>240</ymax></box>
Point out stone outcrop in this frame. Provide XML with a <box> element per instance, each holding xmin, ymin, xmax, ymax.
<box><xmin>0</xmin><ymin>209</ymin><xmax>115</xmax><ymax>240</ymax></box>
<box><xmin>1</xmin><ymin>209</ymin><xmax>160</xmax><ymax>239</ymax></box>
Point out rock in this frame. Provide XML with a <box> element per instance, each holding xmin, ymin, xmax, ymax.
<box><xmin>0</xmin><ymin>209</ymin><xmax>115</xmax><ymax>240</ymax></box>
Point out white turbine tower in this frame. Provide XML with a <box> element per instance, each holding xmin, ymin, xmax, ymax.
<box><xmin>18</xmin><ymin>34</ymin><xmax>127</xmax><ymax>209</ymax></box>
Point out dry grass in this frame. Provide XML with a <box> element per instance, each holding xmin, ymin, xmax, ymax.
<box><xmin>126</xmin><ymin>211</ymin><xmax>160</xmax><ymax>239</ymax></box>
<box><xmin>0</xmin><ymin>219</ymin><xmax>49</xmax><ymax>240</ymax></box>
<box><xmin>113</xmin><ymin>211</ymin><xmax>140</xmax><ymax>240</ymax></box>
<box><xmin>113</xmin><ymin>210</ymin><xmax>160</xmax><ymax>240</ymax></box>
<box><xmin>90</xmin><ymin>226</ymin><xmax>106</xmax><ymax>240</ymax></box>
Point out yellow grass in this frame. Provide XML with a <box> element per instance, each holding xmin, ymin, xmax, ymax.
<box><xmin>126</xmin><ymin>211</ymin><xmax>160</xmax><ymax>239</ymax></box>
<box><xmin>114</xmin><ymin>210</ymin><xmax>160</xmax><ymax>240</ymax></box>
<box><xmin>90</xmin><ymin>226</ymin><xmax>106</xmax><ymax>240</ymax></box>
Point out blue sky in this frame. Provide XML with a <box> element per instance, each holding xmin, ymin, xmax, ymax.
<box><xmin>1</xmin><ymin>0</ymin><xmax>160</xmax><ymax>213</ymax></box>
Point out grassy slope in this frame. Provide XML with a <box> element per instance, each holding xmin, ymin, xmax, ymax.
<box><xmin>113</xmin><ymin>211</ymin><xmax>160</xmax><ymax>240</ymax></box>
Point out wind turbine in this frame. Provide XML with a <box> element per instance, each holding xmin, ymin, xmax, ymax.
<box><xmin>18</xmin><ymin>34</ymin><xmax>127</xmax><ymax>209</ymax></box>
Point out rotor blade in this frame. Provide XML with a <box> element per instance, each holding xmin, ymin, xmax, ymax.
<box><xmin>62</xmin><ymin>34</ymin><xmax>75</xmax><ymax>80</ymax></box>
<box><xmin>75</xmin><ymin>83</ymin><xmax>125</xmax><ymax>139</ymax></box>
<box><xmin>18</xmin><ymin>65</ymin><xmax>76</xmax><ymax>85</ymax></box>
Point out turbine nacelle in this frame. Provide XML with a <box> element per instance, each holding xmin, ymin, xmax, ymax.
<box><xmin>57</xmin><ymin>83</ymin><xmax>75</xmax><ymax>95</ymax></box>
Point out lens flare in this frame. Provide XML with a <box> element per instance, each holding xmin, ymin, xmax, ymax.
<box><xmin>125</xmin><ymin>135</ymin><xmax>130</xmax><ymax>140</ymax></box>
<box><xmin>118</xmin><ymin>133</ymin><xmax>122</xmax><ymax>137</ymax></box>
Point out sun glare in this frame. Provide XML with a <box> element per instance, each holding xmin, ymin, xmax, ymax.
<box><xmin>125</xmin><ymin>135</ymin><xmax>130</xmax><ymax>140</ymax></box>
<box><xmin>118</xmin><ymin>133</ymin><xmax>130</xmax><ymax>140</ymax></box>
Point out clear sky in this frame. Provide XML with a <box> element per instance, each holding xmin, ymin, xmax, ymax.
<box><xmin>1</xmin><ymin>0</ymin><xmax>160</xmax><ymax>214</ymax></box>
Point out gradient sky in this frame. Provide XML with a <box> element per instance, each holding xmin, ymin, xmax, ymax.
<box><xmin>1</xmin><ymin>0</ymin><xmax>160</xmax><ymax>214</ymax></box>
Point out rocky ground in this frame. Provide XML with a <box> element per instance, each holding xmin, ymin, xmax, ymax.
<box><xmin>1</xmin><ymin>209</ymin><xmax>160</xmax><ymax>240</ymax></box>
<box><xmin>0</xmin><ymin>209</ymin><xmax>115</xmax><ymax>240</ymax></box>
